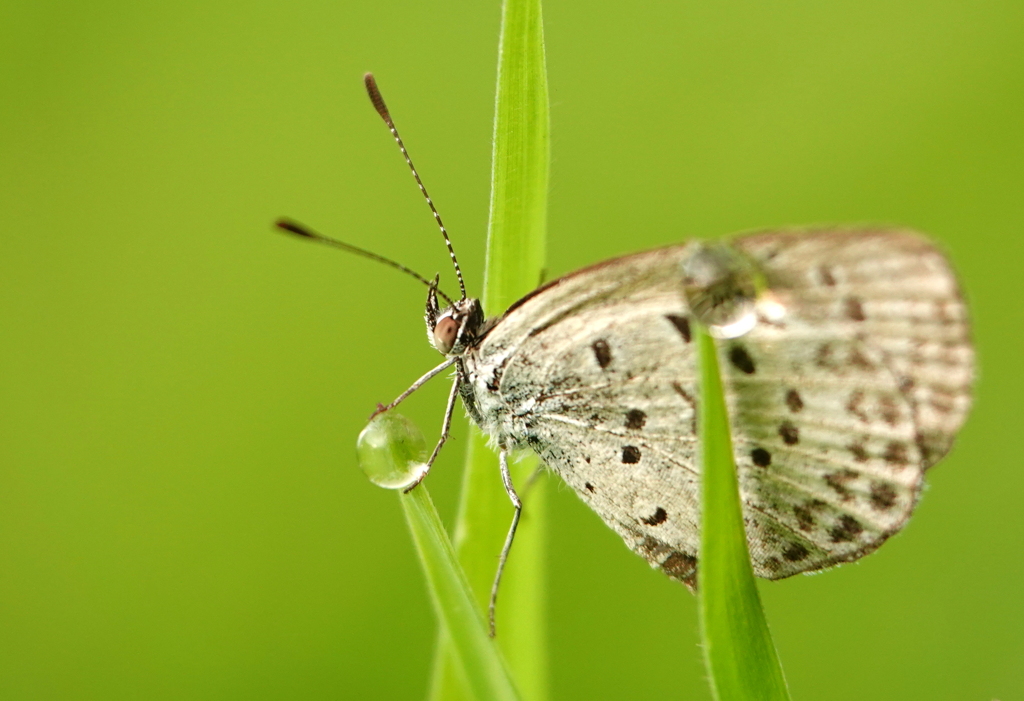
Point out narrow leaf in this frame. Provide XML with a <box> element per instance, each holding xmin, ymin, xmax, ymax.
<box><xmin>401</xmin><ymin>485</ymin><xmax>522</xmax><ymax>701</ymax></box>
<box><xmin>429</xmin><ymin>0</ymin><xmax>550</xmax><ymax>698</ymax></box>
<box><xmin>697</xmin><ymin>326</ymin><xmax>791</xmax><ymax>701</ymax></box>
<box><xmin>357</xmin><ymin>414</ymin><xmax>520</xmax><ymax>700</ymax></box>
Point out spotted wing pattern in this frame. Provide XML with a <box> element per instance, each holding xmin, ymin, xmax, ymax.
<box><xmin>466</xmin><ymin>246</ymin><xmax>704</xmax><ymax>582</ymax></box>
<box><xmin>725</xmin><ymin>229</ymin><xmax>973</xmax><ymax>576</ymax></box>
<box><xmin>465</xmin><ymin>229</ymin><xmax>972</xmax><ymax>584</ymax></box>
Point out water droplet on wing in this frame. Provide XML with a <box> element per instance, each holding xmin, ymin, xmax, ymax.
<box><xmin>681</xmin><ymin>241</ymin><xmax>760</xmax><ymax>338</ymax></box>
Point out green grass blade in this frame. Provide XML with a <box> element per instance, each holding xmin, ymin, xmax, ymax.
<box><xmin>696</xmin><ymin>326</ymin><xmax>791</xmax><ymax>701</ymax></box>
<box><xmin>357</xmin><ymin>414</ymin><xmax>520</xmax><ymax>701</ymax></box>
<box><xmin>401</xmin><ymin>485</ymin><xmax>522</xmax><ymax>701</ymax></box>
<box><xmin>429</xmin><ymin>0</ymin><xmax>550</xmax><ymax>698</ymax></box>
<box><xmin>430</xmin><ymin>433</ymin><xmax>547</xmax><ymax>701</ymax></box>
<box><xmin>484</xmin><ymin>0</ymin><xmax>549</xmax><ymax>303</ymax></box>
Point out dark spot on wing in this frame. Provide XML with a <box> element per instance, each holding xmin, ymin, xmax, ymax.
<box><xmin>818</xmin><ymin>265</ymin><xmax>836</xmax><ymax>286</ymax></box>
<box><xmin>869</xmin><ymin>481</ymin><xmax>897</xmax><ymax>510</ymax></box>
<box><xmin>592</xmin><ymin>339</ymin><xmax>612</xmax><ymax>369</ymax></box>
<box><xmin>824</xmin><ymin>469</ymin><xmax>859</xmax><ymax>501</ymax></box>
<box><xmin>848</xmin><ymin>442</ymin><xmax>869</xmax><ymax>462</ymax></box>
<box><xmin>782</xmin><ymin>543</ymin><xmax>810</xmax><ymax>562</ymax></box>
<box><xmin>846</xmin><ymin>390</ymin><xmax>869</xmax><ymax>422</ymax></box>
<box><xmin>845</xmin><ymin>297</ymin><xmax>866</xmax><ymax>321</ymax></box>
<box><xmin>898</xmin><ymin>376</ymin><xmax>915</xmax><ymax>392</ymax></box>
<box><xmin>785</xmin><ymin>389</ymin><xmax>804</xmax><ymax>413</ymax></box>
<box><xmin>622</xmin><ymin>446</ymin><xmax>641</xmax><ymax>464</ymax></box>
<box><xmin>778</xmin><ymin>421</ymin><xmax>799</xmax><ymax>445</ymax></box>
<box><xmin>915</xmin><ymin>432</ymin><xmax>942</xmax><ymax>469</ymax></box>
<box><xmin>729</xmin><ymin>345</ymin><xmax>756</xmax><ymax>374</ymax></box>
<box><xmin>793</xmin><ymin>504</ymin><xmax>816</xmax><ymax>531</ymax></box>
<box><xmin>584</xmin><ymin>456</ymin><xmax>591</xmax><ymax>463</ymax></box>
<box><xmin>884</xmin><ymin>441</ymin><xmax>910</xmax><ymax>467</ymax></box>
<box><xmin>642</xmin><ymin>507</ymin><xmax>668</xmax><ymax>526</ymax></box>
<box><xmin>585</xmin><ymin>482</ymin><xmax>595</xmax><ymax>493</ymax></box>
<box><xmin>751</xmin><ymin>448</ymin><xmax>772</xmax><ymax>467</ymax></box>
<box><xmin>662</xmin><ymin>551</ymin><xmax>698</xmax><ymax>581</ymax></box>
<box><xmin>625</xmin><ymin>409</ymin><xmax>647</xmax><ymax>430</ymax></box>
<box><xmin>848</xmin><ymin>348</ymin><xmax>874</xmax><ymax>370</ymax></box>
<box><xmin>665</xmin><ymin>314</ymin><xmax>692</xmax><ymax>343</ymax></box>
<box><xmin>484</xmin><ymin>361</ymin><xmax>505</xmax><ymax>393</ymax></box>
<box><xmin>816</xmin><ymin>343</ymin><xmax>834</xmax><ymax>369</ymax></box>
<box><xmin>879</xmin><ymin>395</ymin><xmax>900</xmax><ymax>426</ymax></box>
<box><xmin>637</xmin><ymin>536</ymin><xmax>662</xmax><ymax>558</ymax></box>
<box><xmin>829</xmin><ymin>515</ymin><xmax>863</xmax><ymax>543</ymax></box>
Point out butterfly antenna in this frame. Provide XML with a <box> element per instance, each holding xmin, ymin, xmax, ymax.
<box><xmin>275</xmin><ymin>218</ymin><xmax>455</xmax><ymax>306</ymax></box>
<box><xmin>364</xmin><ymin>72</ymin><xmax>468</xmax><ymax>301</ymax></box>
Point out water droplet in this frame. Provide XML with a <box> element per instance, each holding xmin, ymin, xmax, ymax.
<box><xmin>681</xmin><ymin>242</ymin><xmax>760</xmax><ymax>338</ymax></box>
<box><xmin>357</xmin><ymin>412</ymin><xmax>429</xmax><ymax>490</ymax></box>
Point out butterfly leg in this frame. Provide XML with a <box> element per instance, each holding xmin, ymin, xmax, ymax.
<box><xmin>401</xmin><ymin>373</ymin><xmax>462</xmax><ymax>494</ymax></box>
<box><xmin>369</xmin><ymin>356</ymin><xmax>457</xmax><ymax>420</ymax></box>
<box><xmin>488</xmin><ymin>448</ymin><xmax>522</xmax><ymax>637</ymax></box>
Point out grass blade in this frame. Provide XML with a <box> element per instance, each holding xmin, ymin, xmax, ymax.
<box><xmin>429</xmin><ymin>0</ymin><xmax>550</xmax><ymax>698</ymax></box>
<box><xmin>485</xmin><ymin>0</ymin><xmax>549</xmax><ymax>301</ymax></box>
<box><xmin>357</xmin><ymin>413</ymin><xmax>520</xmax><ymax>701</ymax></box>
<box><xmin>401</xmin><ymin>485</ymin><xmax>522</xmax><ymax>701</ymax></box>
<box><xmin>696</xmin><ymin>326</ymin><xmax>791</xmax><ymax>701</ymax></box>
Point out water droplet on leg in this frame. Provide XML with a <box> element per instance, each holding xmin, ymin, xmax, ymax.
<box><xmin>357</xmin><ymin>412</ymin><xmax>430</xmax><ymax>490</ymax></box>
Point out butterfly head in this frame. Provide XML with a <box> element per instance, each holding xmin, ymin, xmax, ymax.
<box><xmin>426</xmin><ymin>282</ymin><xmax>485</xmax><ymax>356</ymax></box>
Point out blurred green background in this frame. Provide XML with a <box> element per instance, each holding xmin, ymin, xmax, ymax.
<box><xmin>2</xmin><ymin>1</ymin><xmax>1022</xmax><ymax>698</ymax></box>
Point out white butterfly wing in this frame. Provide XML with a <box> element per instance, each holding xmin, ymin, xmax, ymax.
<box><xmin>465</xmin><ymin>229</ymin><xmax>972</xmax><ymax>584</ymax></box>
<box><xmin>467</xmin><ymin>246</ymin><xmax>703</xmax><ymax>582</ymax></box>
<box><xmin>726</xmin><ymin>229</ymin><xmax>973</xmax><ymax>576</ymax></box>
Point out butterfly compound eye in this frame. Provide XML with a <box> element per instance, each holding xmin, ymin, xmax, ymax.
<box><xmin>433</xmin><ymin>316</ymin><xmax>459</xmax><ymax>354</ymax></box>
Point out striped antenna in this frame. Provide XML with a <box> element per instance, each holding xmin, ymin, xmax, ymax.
<box><xmin>275</xmin><ymin>218</ymin><xmax>454</xmax><ymax>306</ymax></box>
<box><xmin>364</xmin><ymin>73</ymin><xmax>467</xmax><ymax>301</ymax></box>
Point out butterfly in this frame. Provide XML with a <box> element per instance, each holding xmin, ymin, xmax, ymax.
<box><xmin>278</xmin><ymin>74</ymin><xmax>974</xmax><ymax>632</ymax></box>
